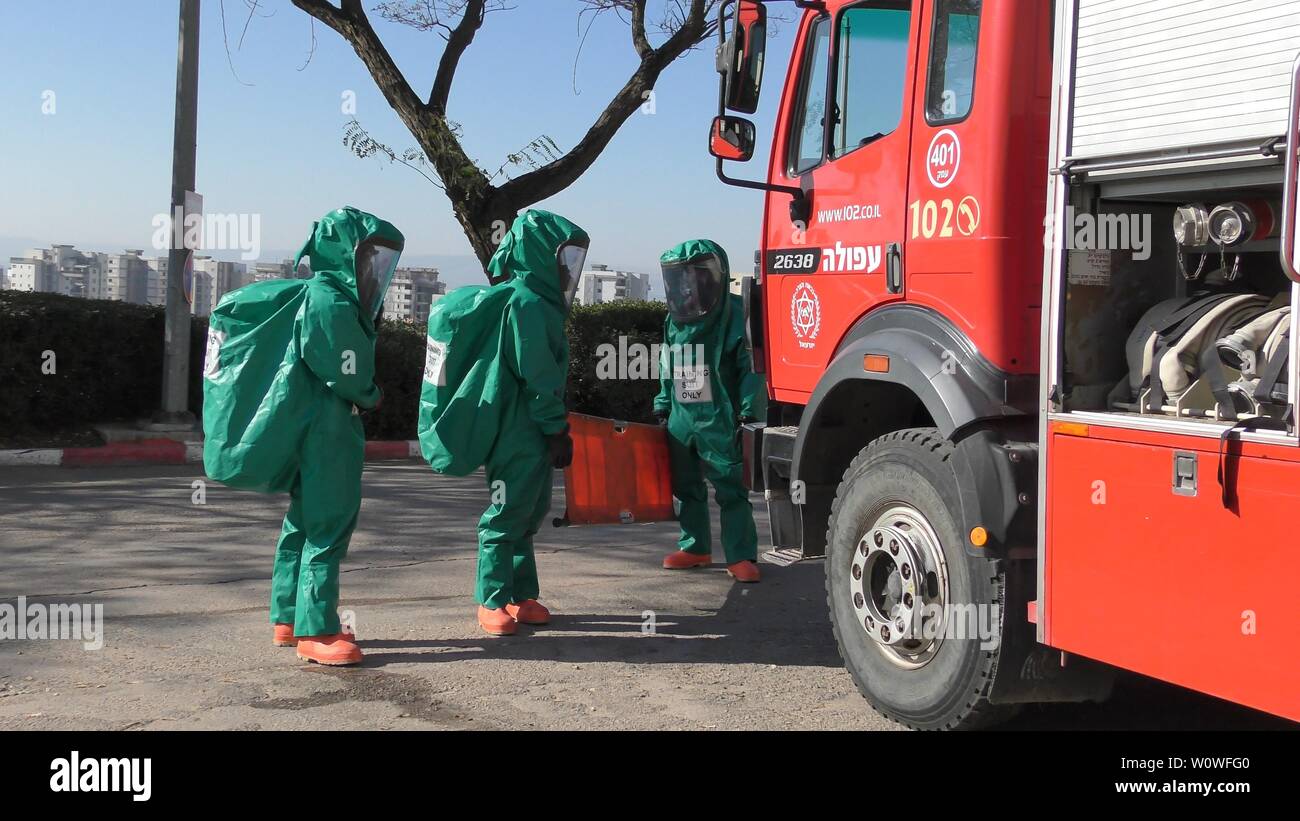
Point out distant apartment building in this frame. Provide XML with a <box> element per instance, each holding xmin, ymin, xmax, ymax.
<box><xmin>3</xmin><ymin>243</ymin><xmax>255</xmax><ymax>317</ymax></box>
<box><xmin>144</xmin><ymin>255</ymin><xmax>219</xmax><ymax>314</ymax></box>
<box><xmin>383</xmin><ymin>266</ymin><xmax>445</xmax><ymax>324</ymax></box>
<box><xmin>6</xmin><ymin>257</ymin><xmax>49</xmax><ymax>293</ymax></box>
<box><xmin>144</xmin><ymin>256</ymin><xmax>168</xmax><ymax>305</ymax></box>
<box><xmin>185</xmin><ymin>254</ymin><xmax>250</xmax><ymax>315</ymax></box>
<box><xmin>129</xmin><ymin>254</ymin><xmax>221</xmax><ymax>315</ymax></box>
<box><xmin>192</xmin><ymin>268</ymin><xmax>214</xmax><ymax>317</ymax></box>
<box><xmin>730</xmin><ymin>271</ymin><xmax>754</xmax><ymax>296</ymax></box>
<box><xmin>104</xmin><ymin>250</ymin><xmax>151</xmax><ymax>304</ymax></box>
<box><xmin>7</xmin><ymin>245</ymin><xmax>105</xmax><ymax>298</ymax></box>
<box><xmin>576</xmin><ymin>264</ymin><xmax>650</xmax><ymax>306</ymax></box>
<box><xmin>249</xmin><ymin>259</ymin><xmax>297</xmax><ymax>282</ymax></box>
<box><xmin>190</xmin><ymin>256</ymin><xmax>247</xmax><ymax>316</ymax></box>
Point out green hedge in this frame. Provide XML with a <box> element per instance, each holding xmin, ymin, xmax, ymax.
<box><xmin>566</xmin><ymin>299</ymin><xmax>667</xmax><ymax>425</ymax></box>
<box><xmin>366</xmin><ymin>317</ymin><xmax>426</xmax><ymax>440</ymax></box>
<box><xmin>0</xmin><ymin>291</ymin><xmax>668</xmax><ymax>442</ymax></box>
<box><xmin>0</xmin><ymin>291</ymin><xmax>205</xmax><ymax>438</ymax></box>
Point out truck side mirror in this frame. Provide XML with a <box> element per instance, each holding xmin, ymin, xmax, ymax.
<box><xmin>717</xmin><ymin>0</ymin><xmax>767</xmax><ymax>115</ymax></box>
<box><xmin>710</xmin><ymin>116</ymin><xmax>756</xmax><ymax>162</ymax></box>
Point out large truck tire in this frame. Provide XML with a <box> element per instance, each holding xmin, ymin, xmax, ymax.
<box><xmin>825</xmin><ymin>428</ymin><xmax>1017</xmax><ymax>730</ymax></box>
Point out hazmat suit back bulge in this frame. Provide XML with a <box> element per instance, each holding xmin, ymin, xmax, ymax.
<box><xmin>416</xmin><ymin>282</ymin><xmax>515</xmax><ymax>476</ymax></box>
<box><xmin>473</xmin><ymin>210</ymin><xmax>589</xmax><ymax>609</ymax></box>
<box><xmin>204</xmin><ymin>278</ymin><xmax>317</xmax><ymax>493</ymax></box>
<box><xmin>654</xmin><ymin>239</ymin><xmax>767</xmax><ymax>566</ymax></box>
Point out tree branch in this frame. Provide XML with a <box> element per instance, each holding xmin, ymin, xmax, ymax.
<box><xmin>293</xmin><ymin>0</ymin><xmax>490</xmax><ymax>206</ymax></box>
<box><xmin>293</xmin><ymin>0</ymin><xmax>722</xmax><ymax>268</ymax></box>
<box><xmin>495</xmin><ymin>0</ymin><xmax>711</xmax><ymax>207</ymax></box>
<box><xmin>291</xmin><ymin>0</ymin><xmax>426</xmax><ymax>132</ymax></box>
<box><xmin>629</xmin><ymin>1</ymin><xmax>653</xmax><ymax>60</ymax></box>
<box><xmin>429</xmin><ymin>0</ymin><xmax>487</xmax><ymax>114</ymax></box>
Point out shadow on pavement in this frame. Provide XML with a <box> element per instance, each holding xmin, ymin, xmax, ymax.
<box><xmin>361</xmin><ymin>560</ymin><xmax>847</xmax><ymax>669</ymax></box>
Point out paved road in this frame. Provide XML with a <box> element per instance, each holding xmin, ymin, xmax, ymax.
<box><xmin>0</xmin><ymin>463</ymin><xmax>1290</xmax><ymax>730</ymax></box>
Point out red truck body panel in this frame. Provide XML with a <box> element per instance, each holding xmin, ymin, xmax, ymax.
<box><xmin>761</xmin><ymin>1</ymin><xmax>1052</xmax><ymax>404</ymax></box>
<box><xmin>1045</xmin><ymin>422</ymin><xmax>1300</xmax><ymax>721</ymax></box>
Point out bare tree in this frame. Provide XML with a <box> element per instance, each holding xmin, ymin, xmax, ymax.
<box><xmin>291</xmin><ymin>0</ymin><xmax>721</xmax><ymax>270</ymax></box>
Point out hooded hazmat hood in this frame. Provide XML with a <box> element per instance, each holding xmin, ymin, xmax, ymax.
<box><xmin>487</xmin><ymin>210</ymin><xmax>590</xmax><ymax>308</ymax></box>
<box><xmin>293</xmin><ymin>206</ymin><xmax>406</xmax><ymax>325</ymax></box>
<box><xmin>660</xmin><ymin>238</ymin><xmax>732</xmax><ymax>343</ymax></box>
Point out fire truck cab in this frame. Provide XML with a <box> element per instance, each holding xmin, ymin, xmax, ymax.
<box><xmin>712</xmin><ymin>0</ymin><xmax>1300</xmax><ymax>728</ymax></box>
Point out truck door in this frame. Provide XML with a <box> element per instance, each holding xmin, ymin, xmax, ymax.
<box><xmin>765</xmin><ymin>0</ymin><xmax>920</xmax><ymax>399</ymax></box>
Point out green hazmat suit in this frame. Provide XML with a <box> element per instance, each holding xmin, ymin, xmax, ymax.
<box><xmin>653</xmin><ymin>239</ymin><xmax>767</xmax><ymax>565</ymax></box>
<box><xmin>419</xmin><ymin>210</ymin><xmax>589</xmax><ymax>609</ymax></box>
<box><xmin>203</xmin><ymin>206</ymin><xmax>404</xmax><ymax>637</ymax></box>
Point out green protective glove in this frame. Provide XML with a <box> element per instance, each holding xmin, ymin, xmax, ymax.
<box><xmin>358</xmin><ymin>386</ymin><xmax>384</xmax><ymax>416</ymax></box>
<box><xmin>547</xmin><ymin>427</ymin><xmax>574</xmax><ymax>469</ymax></box>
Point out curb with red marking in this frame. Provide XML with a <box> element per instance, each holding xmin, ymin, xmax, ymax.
<box><xmin>0</xmin><ymin>440</ymin><xmax>422</xmax><ymax>468</ymax></box>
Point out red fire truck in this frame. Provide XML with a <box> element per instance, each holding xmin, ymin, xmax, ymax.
<box><xmin>711</xmin><ymin>0</ymin><xmax>1300</xmax><ymax>728</ymax></box>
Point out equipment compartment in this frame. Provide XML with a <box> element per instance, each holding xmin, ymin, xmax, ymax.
<box><xmin>1058</xmin><ymin>190</ymin><xmax>1294</xmax><ymax>430</ymax></box>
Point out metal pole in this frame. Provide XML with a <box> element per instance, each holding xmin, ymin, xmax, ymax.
<box><xmin>156</xmin><ymin>0</ymin><xmax>200</xmax><ymax>427</ymax></box>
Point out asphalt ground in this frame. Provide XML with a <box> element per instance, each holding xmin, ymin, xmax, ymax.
<box><xmin>0</xmin><ymin>463</ymin><xmax>1291</xmax><ymax>730</ymax></box>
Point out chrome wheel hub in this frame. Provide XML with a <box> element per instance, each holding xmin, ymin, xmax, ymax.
<box><xmin>849</xmin><ymin>505</ymin><xmax>949</xmax><ymax>669</ymax></box>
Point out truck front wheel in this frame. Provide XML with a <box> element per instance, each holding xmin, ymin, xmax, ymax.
<box><xmin>825</xmin><ymin>428</ymin><xmax>1014</xmax><ymax>730</ymax></box>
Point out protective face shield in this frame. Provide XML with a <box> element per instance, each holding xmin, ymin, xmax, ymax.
<box><xmin>557</xmin><ymin>240</ymin><xmax>589</xmax><ymax>308</ymax></box>
<box><xmin>355</xmin><ymin>238</ymin><xmax>403</xmax><ymax>320</ymax></box>
<box><xmin>662</xmin><ymin>255</ymin><xmax>726</xmax><ymax>323</ymax></box>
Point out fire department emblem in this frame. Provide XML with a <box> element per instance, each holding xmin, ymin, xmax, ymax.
<box><xmin>791</xmin><ymin>281</ymin><xmax>821</xmax><ymax>348</ymax></box>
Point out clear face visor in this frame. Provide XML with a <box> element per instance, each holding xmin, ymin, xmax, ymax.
<box><xmin>355</xmin><ymin>241</ymin><xmax>402</xmax><ymax>319</ymax></box>
<box><xmin>557</xmin><ymin>242</ymin><xmax>588</xmax><ymax>307</ymax></box>
<box><xmin>662</xmin><ymin>256</ymin><xmax>725</xmax><ymax>322</ymax></box>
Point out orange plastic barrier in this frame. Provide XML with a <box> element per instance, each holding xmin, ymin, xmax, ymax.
<box><xmin>557</xmin><ymin>412</ymin><xmax>676</xmax><ymax>526</ymax></box>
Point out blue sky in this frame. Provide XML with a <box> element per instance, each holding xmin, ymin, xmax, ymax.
<box><xmin>0</xmin><ymin>1</ymin><xmax>795</xmax><ymax>290</ymax></box>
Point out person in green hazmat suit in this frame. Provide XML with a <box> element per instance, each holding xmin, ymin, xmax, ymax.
<box><xmin>473</xmin><ymin>210</ymin><xmax>589</xmax><ymax>636</ymax></box>
<box><xmin>654</xmin><ymin>239</ymin><xmax>767</xmax><ymax>582</ymax></box>
<box><xmin>267</xmin><ymin>208</ymin><xmax>404</xmax><ymax>665</ymax></box>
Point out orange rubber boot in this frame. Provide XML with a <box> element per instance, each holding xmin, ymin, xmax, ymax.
<box><xmin>505</xmin><ymin>600</ymin><xmax>550</xmax><ymax>625</ymax></box>
<box><xmin>663</xmin><ymin>550</ymin><xmax>712</xmax><ymax>570</ymax></box>
<box><xmin>726</xmin><ymin>560</ymin><xmax>761</xmax><ymax>583</ymax></box>
<box><xmin>478</xmin><ymin>606</ymin><xmax>518</xmax><ymax>636</ymax></box>
<box><xmin>273</xmin><ymin>623</ymin><xmax>355</xmax><ymax>647</ymax></box>
<box><xmin>296</xmin><ymin>634</ymin><xmax>363</xmax><ymax>666</ymax></box>
<box><xmin>272</xmin><ymin>623</ymin><xmax>296</xmax><ymax>647</ymax></box>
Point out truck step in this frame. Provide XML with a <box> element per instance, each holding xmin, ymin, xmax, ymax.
<box><xmin>761</xmin><ymin>547</ymin><xmax>807</xmax><ymax>567</ymax></box>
